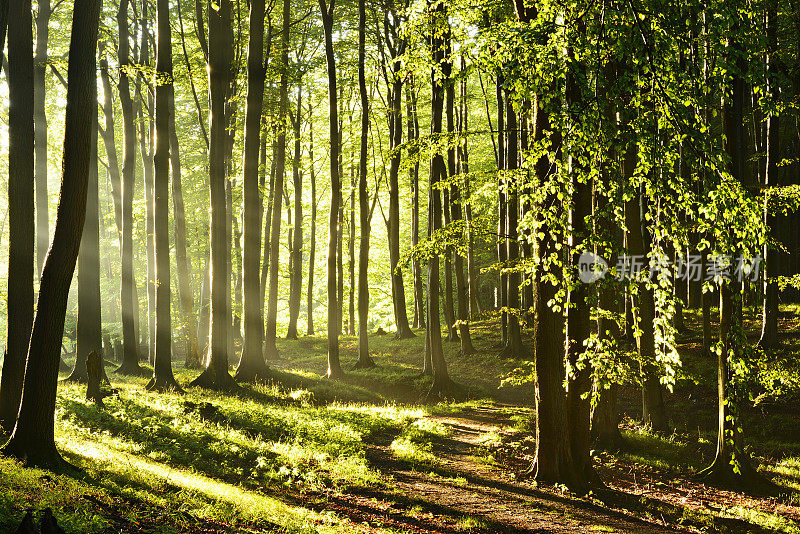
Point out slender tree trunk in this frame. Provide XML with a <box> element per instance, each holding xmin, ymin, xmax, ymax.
<box><xmin>190</xmin><ymin>0</ymin><xmax>237</xmax><ymax>390</ymax></box>
<box><xmin>115</xmin><ymin>0</ymin><xmax>145</xmax><ymax>376</ymax></box>
<box><xmin>321</xmin><ymin>0</ymin><xmax>343</xmax><ymax>378</ymax></box>
<box><xmin>442</xmin><ymin>186</ymin><xmax>458</xmax><ymax>342</ymax></box>
<box><xmin>624</xmin><ymin>147</ymin><xmax>668</xmax><ymax>433</ymax></box>
<box><xmin>137</xmin><ymin>2</ymin><xmax>156</xmax><ymax>367</ymax></box>
<box><xmin>169</xmin><ymin>89</ymin><xmax>201</xmax><ymax>370</ymax></box>
<box><xmin>287</xmin><ymin>86</ymin><xmax>304</xmax><ymax>339</ymax></box>
<box><xmin>307</xmin><ymin>109</ymin><xmax>317</xmax><ymax>336</ymax></box>
<box><xmin>460</xmin><ymin>60</ymin><xmax>480</xmax><ymax>318</ymax></box>
<box><xmin>147</xmin><ymin>0</ymin><xmax>181</xmax><ymax>391</ymax></box>
<box><xmin>354</xmin><ymin>0</ymin><xmax>375</xmax><ymax>369</ymax></box>
<box><xmin>447</xmin><ymin>56</ymin><xmax>473</xmax><ymax>354</ymax></box>
<box><xmin>499</xmin><ymin>92</ymin><xmax>525</xmax><ymax>358</ymax></box>
<box><xmin>425</xmin><ymin>0</ymin><xmax>454</xmax><ymax>400</ymax></box>
<box><xmin>198</xmin><ymin>247</ymin><xmax>211</xmax><ymax>359</ymax></box>
<box><xmin>387</xmin><ymin>47</ymin><xmax>414</xmax><ymax>340</ymax></box>
<box><xmin>1</xmin><ymin>0</ymin><xmax>100</xmax><ymax>467</ymax></box>
<box><xmin>496</xmin><ymin>75</ymin><xmax>507</xmax><ymax>345</ymax></box>
<box><xmin>759</xmin><ymin>6</ymin><xmax>780</xmax><ymax>349</ymax></box>
<box><xmin>0</xmin><ymin>0</ymin><xmax>36</xmax><ymax>431</ymax></box>
<box><xmin>263</xmin><ymin>0</ymin><xmax>290</xmax><ymax>360</ymax></box>
<box><xmin>407</xmin><ymin>82</ymin><xmax>425</xmax><ymax>329</ymax></box>
<box><xmin>99</xmin><ymin>44</ymin><xmax>123</xmax><ymax>239</ymax></box>
<box><xmin>236</xmin><ymin>0</ymin><xmax>268</xmax><ymax>379</ymax></box>
<box><xmin>34</xmin><ymin>0</ymin><xmax>51</xmax><ymax>277</ymax></box>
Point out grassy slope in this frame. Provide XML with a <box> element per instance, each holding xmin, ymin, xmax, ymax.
<box><xmin>2</xmin><ymin>309</ymin><xmax>800</xmax><ymax>532</ymax></box>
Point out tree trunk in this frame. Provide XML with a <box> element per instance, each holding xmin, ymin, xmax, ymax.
<box><xmin>321</xmin><ymin>0</ymin><xmax>343</xmax><ymax>378</ymax></box>
<box><xmin>499</xmin><ymin>93</ymin><xmax>525</xmax><ymax>358</ymax></box>
<box><xmin>190</xmin><ymin>0</ymin><xmax>237</xmax><ymax>390</ymax></box>
<box><xmin>34</xmin><ymin>0</ymin><xmax>50</xmax><ymax>277</ymax></box>
<box><xmin>447</xmin><ymin>56</ymin><xmax>473</xmax><ymax>355</ymax></box>
<box><xmin>99</xmin><ymin>43</ymin><xmax>123</xmax><ymax>239</ymax></box>
<box><xmin>2</xmin><ymin>0</ymin><xmax>100</xmax><ymax>467</ymax></box>
<box><xmin>759</xmin><ymin>6</ymin><xmax>780</xmax><ymax>350</ymax></box>
<box><xmin>496</xmin><ymin>75</ymin><xmax>507</xmax><ymax>345</ymax></box>
<box><xmin>407</xmin><ymin>82</ymin><xmax>425</xmax><ymax>329</ymax></box>
<box><xmin>307</xmin><ymin>108</ymin><xmax>317</xmax><ymax>336</ymax></box>
<box><xmin>459</xmin><ymin>60</ymin><xmax>480</xmax><ymax>318</ymax></box>
<box><xmin>115</xmin><ymin>0</ymin><xmax>145</xmax><ymax>376</ymax></box>
<box><xmin>354</xmin><ymin>0</ymin><xmax>375</xmax><ymax>369</ymax></box>
<box><xmin>287</xmin><ymin>87</ymin><xmax>304</xmax><ymax>340</ymax></box>
<box><xmin>0</xmin><ymin>0</ymin><xmax>36</xmax><ymax>431</ymax></box>
<box><xmin>147</xmin><ymin>0</ymin><xmax>181</xmax><ymax>392</ymax></box>
<box><xmin>387</xmin><ymin>45</ymin><xmax>414</xmax><ymax>340</ymax></box>
<box><xmin>236</xmin><ymin>0</ymin><xmax>268</xmax><ymax>380</ymax></box>
<box><xmin>66</xmin><ymin>104</ymin><xmax>102</xmax><ymax>384</ymax></box>
<box><xmin>425</xmin><ymin>0</ymin><xmax>454</xmax><ymax>401</ymax></box>
<box><xmin>624</xmin><ymin>147</ymin><xmax>668</xmax><ymax>434</ymax></box>
<box><xmin>169</xmin><ymin>88</ymin><xmax>201</xmax><ymax>370</ymax></box>
<box><xmin>263</xmin><ymin>0</ymin><xmax>290</xmax><ymax>361</ymax></box>
<box><xmin>138</xmin><ymin>3</ymin><xmax>156</xmax><ymax>367</ymax></box>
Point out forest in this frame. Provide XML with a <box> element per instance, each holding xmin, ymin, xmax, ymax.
<box><xmin>1</xmin><ymin>0</ymin><xmax>800</xmax><ymax>531</ymax></box>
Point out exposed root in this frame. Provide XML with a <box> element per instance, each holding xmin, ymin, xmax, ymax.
<box><xmin>351</xmin><ymin>356</ymin><xmax>377</xmax><ymax>370</ymax></box>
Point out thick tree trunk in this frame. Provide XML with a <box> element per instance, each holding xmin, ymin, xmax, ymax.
<box><xmin>1</xmin><ymin>0</ymin><xmax>100</xmax><ymax>467</ymax></box>
<box><xmin>236</xmin><ymin>0</ymin><xmax>268</xmax><ymax>380</ymax></box>
<box><xmin>147</xmin><ymin>0</ymin><xmax>181</xmax><ymax>392</ymax></box>
<box><xmin>34</xmin><ymin>0</ymin><xmax>50</xmax><ymax>277</ymax></box>
<box><xmin>67</xmin><ymin>108</ymin><xmax>102</xmax><ymax>384</ymax></box>
<box><xmin>115</xmin><ymin>0</ymin><xmax>145</xmax><ymax>376</ymax></box>
<box><xmin>354</xmin><ymin>0</ymin><xmax>375</xmax><ymax>369</ymax></box>
<box><xmin>321</xmin><ymin>0</ymin><xmax>343</xmax><ymax>378</ymax></box>
<box><xmin>190</xmin><ymin>0</ymin><xmax>237</xmax><ymax>390</ymax></box>
<box><xmin>529</xmin><ymin>99</ymin><xmax>580</xmax><ymax>490</ymax></box>
<box><xmin>0</xmin><ymin>0</ymin><xmax>36</xmax><ymax>431</ymax></box>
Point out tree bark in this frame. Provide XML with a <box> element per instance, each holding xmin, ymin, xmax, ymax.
<box><xmin>66</xmin><ymin>103</ymin><xmax>102</xmax><ymax>384</ymax></box>
<box><xmin>354</xmin><ymin>0</ymin><xmax>376</xmax><ymax>369</ymax></box>
<box><xmin>2</xmin><ymin>0</ymin><xmax>100</xmax><ymax>467</ymax></box>
<box><xmin>236</xmin><ymin>0</ymin><xmax>268</xmax><ymax>380</ymax></box>
<box><xmin>169</xmin><ymin>88</ymin><xmax>201</xmax><ymax>370</ymax></box>
<box><xmin>407</xmin><ymin>82</ymin><xmax>425</xmax><ymax>329</ymax></box>
<box><xmin>189</xmin><ymin>0</ymin><xmax>237</xmax><ymax>390</ymax></box>
<box><xmin>320</xmin><ymin>0</ymin><xmax>343</xmax><ymax>378</ymax></box>
<box><xmin>307</xmin><ymin>107</ymin><xmax>317</xmax><ymax>336</ymax></box>
<box><xmin>425</xmin><ymin>0</ymin><xmax>454</xmax><ymax>400</ymax></box>
<box><xmin>263</xmin><ymin>0</ymin><xmax>291</xmax><ymax>361</ymax></box>
<box><xmin>99</xmin><ymin>43</ymin><xmax>123</xmax><ymax>239</ymax></box>
<box><xmin>34</xmin><ymin>0</ymin><xmax>51</xmax><ymax>277</ymax></box>
<box><xmin>287</xmin><ymin>87</ymin><xmax>304</xmax><ymax>340</ymax></box>
<box><xmin>0</xmin><ymin>0</ymin><xmax>36</xmax><ymax>431</ymax></box>
<box><xmin>115</xmin><ymin>0</ymin><xmax>146</xmax><ymax>376</ymax></box>
<box><xmin>447</xmin><ymin>55</ymin><xmax>474</xmax><ymax>355</ymax></box>
<box><xmin>147</xmin><ymin>0</ymin><xmax>181</xmax><ymax>392</ymax></box>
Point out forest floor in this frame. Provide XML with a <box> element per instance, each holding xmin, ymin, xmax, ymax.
<box><xmin>2</xmin><ymin>307</ymin><xmax>800</xmax><ymax>532</ymax></box>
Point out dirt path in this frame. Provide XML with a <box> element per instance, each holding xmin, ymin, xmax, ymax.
<box><xmin>342</xmin><ymin>405</ymin><xmax>683</xmax><ymax>534</ymax></box>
